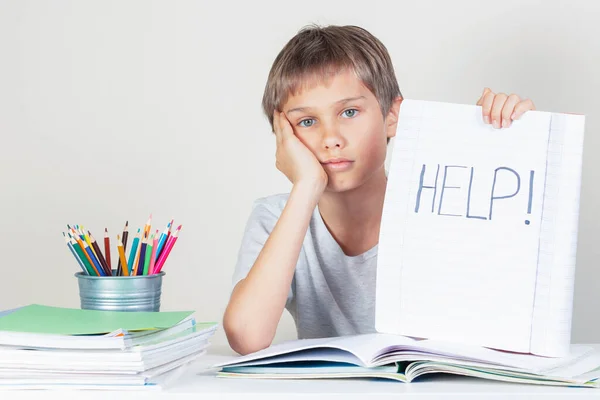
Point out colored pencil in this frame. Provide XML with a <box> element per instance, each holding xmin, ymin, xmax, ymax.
<box><xmin>81</xmin><ymin>225</ymin><xmax>99</xmax><ymax>260</ymax></box>
<box><xmin>117</xmin><ymin>221</ymin><xmax>129</xmax><ymax>276</ymax></box>
<box><xmin>117</xmin><ymin>234</ymin><xmax>129</xmax><ymax>276</ymax></box>
<box><xmin>104</xmin><ymin>228</ymin><xmax>112</xmax><ymax>274</ymax></box>
<box><xmin>127</xmin><ymin>228</ymin><xmax>141</xmax><ymax>276</ymax></box>
<box><xmin>136</xmin><ymin>233</ymin><xmax>148</xmax><ymax>276</ymax></box>
<box><xmin>64</xmin><ymin>232</ymin><xmax>88</xmax><ymax>274</ymax></box>
<box><xmin>88</xmin><ymin>231</ymin><xmax>111</xmax><ymax>276</ymax></box>
<box><xmin>143</xmin><ymin>214</ymin><xmax>152</xmax><ymax>237</ymax></box>
<box><xmin>166</xmin><ymin>219</ymin><xmax>174</xmax><ymax>243</ymax></box>
<box><xmin>149</xmin><ymin>230</ymin><xmax>159</xmax><ymax>274</ymax></box>
<box><xmin>153</xmin><ymin>225</ymin><xmax>181</xmax><ymax>274</ymax></box>
<box><xmin>143</xmin><ymin>233</ymin><xmax>154</xmax><ymax>275</ymax></box>
<box><xmin>71</xmin><ymin>237</ymin><xmax>95</xmax><ymax>275</ymax></box>
<box><xmin>66</xmin><ymin>219</ymin><xmax>181</xmax><ymax>277</ymax></box>
<box><xmin>155</xmin><ymin>220</ymin><xmax>171</xmax><ymax>261</ymax></box>
<box><xmin>73</xmin><ymin>234</ymin><xmax>101</xmax><ymax>276</ymax></box>
<box><xmin>83</xmin><ymin>241</ymin><xmax>106</xmax><ymax>276</ymax></box>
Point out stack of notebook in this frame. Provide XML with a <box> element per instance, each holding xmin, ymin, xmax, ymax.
<box><xmin>0</xmin><ymin>304</ymin><xmax>217</xmax><ymax>390</ymax></box>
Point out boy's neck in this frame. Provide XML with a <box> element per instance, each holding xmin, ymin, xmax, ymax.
<box><xmin>317</xmin><ymin>166</ymin><xmax>388</xmax><ymax>256</ymax></box>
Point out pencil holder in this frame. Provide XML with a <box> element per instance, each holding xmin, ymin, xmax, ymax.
<box><xmin>75</xmin><ymin>270</ymin><xmax>165</xmax><ymax>312</ymax></box>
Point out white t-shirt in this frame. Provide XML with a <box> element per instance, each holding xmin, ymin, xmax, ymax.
<box><xmin>232</xmin><ymin>193</ymin><xmax>378</xmax><ymax>339</ymax></box>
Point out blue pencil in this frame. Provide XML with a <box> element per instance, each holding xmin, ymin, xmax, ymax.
<box><xmin>136</xmin><ymin>235</ymin><xmax>147</xmax><ymax>276</ymax></box>
<box><xmin>127</xmin><ymin>229</ymin><xmax>141</xmax><ymax>275</ymax></box>
<box><xmin>63</xmin><ymin>232</ymin><xmax>88</xmax><ymax>274</ymax></box>
<box><xmin>155</xmin><ymin>221</ymin><xmax>171</xmax><ymax>261</ymax></box>
<box><xmin>84</xmin><ymin>241</ymin><xmax>106</xmax><ymax>276</ymax></box>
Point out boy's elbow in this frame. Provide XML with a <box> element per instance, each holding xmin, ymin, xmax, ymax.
<box><xmin>223</xmin><ymin>310</ymin><xmax>273</xmax><ymax>355</ymax></box>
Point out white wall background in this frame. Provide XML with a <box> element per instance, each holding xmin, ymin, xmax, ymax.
<box><xmin>0</xmin><ymin>0</ymin><xmax>598</xmax><ymax>348</ymax></box>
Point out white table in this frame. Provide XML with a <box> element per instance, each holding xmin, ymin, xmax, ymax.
<box><xmin>4</xmin><ymin>347</ymin><xmax>600</xmax><ymax>399</ymax></box>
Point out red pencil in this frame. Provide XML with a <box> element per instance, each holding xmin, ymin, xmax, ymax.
<box><xmin>104</xmin><ymin>228</ymin><xmax>112</xmax><ymax>274</ymax></box>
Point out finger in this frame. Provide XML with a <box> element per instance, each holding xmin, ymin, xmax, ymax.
<box><xmin>480</xmin><ymin>90</ymin><xmax>495</xmax><ymax>124</ymax></box>
<box><xmin>476</xmin><ymin>87</ymin><xmax>492</xmax><ymax>106</ymax></box>
<box><xmin>490</xmin><ymin>93</ymin><xmax>508</xmax><ymax>129</ymax></box>
<box><xmin>273</xmin><ymin>111</ymin><xmax>282</xmax><ymax>143</ymax></box>
<box><xmin>512</xmin><ymin>99</ymin><xmax>536</xmax><ymax>120</ymax></box>
<box><xmin>278</xmin><ymin>112</ymin><xmax>295</xmax><ymax>139</ymax></box>
<box><xmin>500</xmin><ymin>94</ymin><xmax>521</xmax><ymax>128</ymax></box>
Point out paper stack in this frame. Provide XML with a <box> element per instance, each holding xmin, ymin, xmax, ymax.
<box><xmin>0</xmin><ymin>304</ymin><xmax>217</xmax><ymax>390</ymax></box>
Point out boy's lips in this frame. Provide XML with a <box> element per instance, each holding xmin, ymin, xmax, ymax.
<box><xmin>322</xmin><ymin>157</ymin><xmax>354</xmax><ymax>172</ymax></box>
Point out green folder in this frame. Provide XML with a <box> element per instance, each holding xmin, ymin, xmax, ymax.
<box><xmin>0</xmin><ymin>304</ymin><xmax>195</xmax><ymax>335</ymax></box>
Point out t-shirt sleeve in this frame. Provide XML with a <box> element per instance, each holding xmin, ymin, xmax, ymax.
<box><xmin>231</xmin><ymin>199</ymin><xmax>295</xmax><ymax>307</ymax></box>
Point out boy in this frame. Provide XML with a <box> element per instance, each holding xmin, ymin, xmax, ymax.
<box><xmin>223</xmin><ymin>24</ymin><xmax>535</xmax><ymax>355</ymax></box>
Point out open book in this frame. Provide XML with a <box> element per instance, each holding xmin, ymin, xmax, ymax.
<box><xmin>214</xmin><ymin>334</ymin><xmax>600</xmax><ymax>388</ymax></box>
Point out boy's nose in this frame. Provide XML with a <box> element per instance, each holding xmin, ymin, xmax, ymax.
<box><xmin>322</xmin><ymin>127</ymin><xmax>344</xmax><ymax>149</ymax></box>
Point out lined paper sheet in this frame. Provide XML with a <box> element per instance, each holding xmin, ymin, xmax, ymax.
<box><xmin>375</xmin><ymin>100</ymin><xmax>584</xmax><ymax>356</ymax></box>
<box><xmin>529</xmin><ymin>113</ymin><xmax>585</xmax><ymax>356</ymax></box>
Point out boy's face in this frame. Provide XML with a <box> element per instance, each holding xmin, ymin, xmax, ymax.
<box><xmin>282</xmin><ymin>69</ymin><xmax>399</xmax><ymax>193</ymax></box>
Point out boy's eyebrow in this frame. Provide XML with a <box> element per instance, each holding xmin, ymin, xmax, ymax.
<box><xmin>286</xmin><ymin>96</ymin><xmax>366</xmax><ymax>114</ymax></box>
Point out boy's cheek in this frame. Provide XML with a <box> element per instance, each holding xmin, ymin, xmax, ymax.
<box><xmin>354</xmin><ymin>132</ymin><xmax>388</xmax><ymax>165</ymax></box>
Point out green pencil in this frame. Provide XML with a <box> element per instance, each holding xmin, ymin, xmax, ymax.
<box><xmin>70</xmin><ymin>236</ymin><xmax>95</xmax><ymax>276</ymax></box>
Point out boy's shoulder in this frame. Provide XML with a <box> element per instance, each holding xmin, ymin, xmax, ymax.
<box><xmin>251</xmin><ymin>193</ymin><xmax>290</xmax><ymax>215</ymax></box>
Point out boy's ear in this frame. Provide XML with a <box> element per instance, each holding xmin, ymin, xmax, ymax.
<box><xmin>385</xmin><ymin>97</ymin><xmax>403</xmax><ymax>139</ymax></box>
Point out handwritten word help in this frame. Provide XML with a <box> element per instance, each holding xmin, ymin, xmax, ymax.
<box><xmin>414</xmin><ymin>164</ymin><xmax>535</xmax><ymax>225</ymax></box>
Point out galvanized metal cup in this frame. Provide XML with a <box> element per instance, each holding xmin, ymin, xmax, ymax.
<box><xmin>75</xmin><ymin>270</ymin><xmax>165</xmax><ymax>312</ymax></box>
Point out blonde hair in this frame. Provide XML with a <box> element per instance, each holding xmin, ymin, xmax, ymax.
<box><xmin>262</xmin><ymin>24</ymin><xmax>402</xmax><ymax>140</ymax></box>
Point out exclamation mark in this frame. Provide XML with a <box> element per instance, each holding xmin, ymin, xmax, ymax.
<box><xmin>525</xmin><ymin>170</ymin><xmax>534</xmax><ymax>225</ymax></box>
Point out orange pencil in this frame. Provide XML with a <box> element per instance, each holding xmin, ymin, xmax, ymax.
<box><xmin>73</xmin><ymin>235</ymin><xmax>101</xmax><ymax>276</ymax></box>
<box><xmin>117</xmin><ymin>235</ymin><xmax>129</xmax><ymax>276</ymax></box>
<box><xmin>143</xmin><ymin>214</ymin><xmax>152</xmax><ymax>236</ymax></box>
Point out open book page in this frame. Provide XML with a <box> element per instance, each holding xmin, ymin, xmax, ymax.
<box><xmin>214</xmin><ymin>333</ymin><xmax>419</xmax><ymax>368</ymax></box>
<box><xmin>405</xmin><ymin>362</ymin><xmax>597</xmax><ymax>387</ymax></box>
<box><xmin>529</xmin><ymin>113</ymin><xmax>585</xmax><ymax>356</ymax></box>
<box><xmin>405</xmin><ymin>340</ymin><xmax>592</xmax><ymax>373</ymax></box>
<box><xmin>376</xmin><ymin>99</ymin><xmax>556</xmax><ymax>353</ymax></box>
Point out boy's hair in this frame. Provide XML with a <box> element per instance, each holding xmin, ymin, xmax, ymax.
<box><xmin>262</xmin><ymin>24</ymin><xmax>402</xmax><ymax>143</ymax></box>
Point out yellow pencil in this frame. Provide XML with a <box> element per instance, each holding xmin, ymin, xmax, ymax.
<box><xmin>117</xmin><ymin>235</ymin><xmax>129</xmax><ymax>276</ymax></box>
<box><xmin>81</xmin><ymin>225</ymin><xmax>99</xmax><ymax>260</ymax></box>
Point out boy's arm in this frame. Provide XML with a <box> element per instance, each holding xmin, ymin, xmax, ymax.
<box><xmin>223</xmin><ymin>181</ymin><xmax>322</xmax><ymax>355</ymax></box>
<box><xmin>224</xmin><ymin>111</ymin><xmax>328</xmax><ymax>355</ymax></box>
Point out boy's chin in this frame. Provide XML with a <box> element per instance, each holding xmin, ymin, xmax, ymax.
<box><xmin>324</xmin><ymin>175</ymin><xmax>362</xmax><ymax>193</ymax></box>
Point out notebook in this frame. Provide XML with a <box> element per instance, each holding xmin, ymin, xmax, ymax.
<box><xmin>0</xmin><ymin>305</ymin><xmax>218</xmax><ymax>389</ymax></box>
<box><xmin>0</xmin><ymin>304</ymin><xmax>198</xmax><ymax>349</ymax></box>
<box><xmin>376</xmin><ymin>100</ymin><xmax>585</xmax><ymax>357</ymax></box>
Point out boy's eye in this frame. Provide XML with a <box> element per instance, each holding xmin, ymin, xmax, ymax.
<box><xmin>343</xmin><ymin>109</ymin><xmax>358</xmax><ymax>118</ymax></box>
<box><xmin>298</xmin><ymin>119</ymin><xmax>315</xmax><ymax>128</ymax></box>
